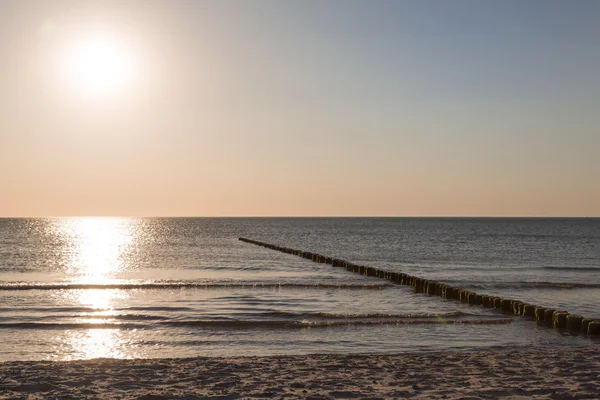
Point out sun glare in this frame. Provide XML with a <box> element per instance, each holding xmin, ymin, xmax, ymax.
<box><xmin>63</xmin><ymin>32</ymin><xmax>135</xmax><ymax>98</ymax></box>
<box><xmin>54</xmin><ymin>217</ymin><xmax>135</xmax><ymax>282</ymax></box>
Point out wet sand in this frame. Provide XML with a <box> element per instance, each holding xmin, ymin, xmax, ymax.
<box><xmin>1</xmin><ymin>347</ymin><xmax>599</xmax><ymax>399</ymax></box>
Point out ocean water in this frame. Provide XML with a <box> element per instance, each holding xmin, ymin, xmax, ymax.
<box><xmin>0</xmin><ymin>217</ymin><xmax>598</xmax><ymax>361</ymax></box>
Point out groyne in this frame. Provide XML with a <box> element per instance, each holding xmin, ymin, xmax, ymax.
<box><xmin>239</xmin><ymin>237</ymin><xmax>600</xmax><ymax>336</ymax></box>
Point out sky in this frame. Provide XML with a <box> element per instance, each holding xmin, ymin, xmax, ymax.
<box><xmin>0</xmin><ymin>0</ymin><xmax>599</xmax><ymax>217</ymax></box>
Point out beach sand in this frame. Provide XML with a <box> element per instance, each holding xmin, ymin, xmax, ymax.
<box><xmin>1</xmin><ymin>347</ymin><xmax>598</xmax><ymax>399</ymax></box>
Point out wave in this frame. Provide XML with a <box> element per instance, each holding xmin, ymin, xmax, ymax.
<box><xmin>178</xmin><ymin>310</ymin><xmax>469</xmax><ymax>320</ymax></box>
<box><xmin>0</xmin><ymin>310</ymin><xmax>472</xmax><ymax>327</ymax></box>
<box><xmin>526</xmin><ymin>282</ymin><xmax>600</xmax><ymax>289</ymax></box>
<box><xmin>75</xmin><ymin>314</ymin><xmax>171</xmax><ymax>321</ymax></box>
<box><xmin>0</xmin><ymin>314</ymin><xmax>172</xmax><ymax>323</ymax></box>
<box><xmin>479</xmin><ymin>233</ymin><xmax>554</xmax><ymax>239</ymax></box>
<box><xmin>0</xmin><ymin>282</ymin><xmax>391</xmax><ymax>291</ymax></box>
<box><xmin>302</xmin><ymin>311</ymin><xmax>467</xmax><ymax>319</ymax></box>
<box><xmin>0</xmin><ymin>310</ymin><xmax>470</xmax><ymax>321</ymax></box>
<box><xmin>0</xmin><ymin>306</ymin><xmax>195</xmax><ymax>314</ymax></box>
<box><xmin>0</xmin><ymin>318</ymin><xmax>512</xmax><ymax>330</ymax></box>
<box><xmin>459</xmin><ymin>281</ymin><xmax>600</xmax><ymax>290</ymax></box>
<box><xmin>201</xmin><ymin>265</ymin><xmax>266</xmax><ymax>271</ymax></box>
<box><xmin>542</xmin><ymin>266</ymin><xmax>599</xmax><ymax>272</ymax></box>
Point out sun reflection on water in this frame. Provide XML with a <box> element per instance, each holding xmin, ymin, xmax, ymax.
<box><xmin>75</xmin><ymin>289</ymin><xmax>125</xmax><ymax>310</ymax></box>
<box><xmin>58</xmin><ymin>329</ymin><xmax>141</xmax><ymax>360</ymax></box>
<box><xmin>56</xmin><ymin>217</ymin><xmax>135</xmax><ymax>282</ymax></box>
<box><xmin>50</xmin><ymin>218</ymin><xmax>142</xmax><ymax>359</ymax></box>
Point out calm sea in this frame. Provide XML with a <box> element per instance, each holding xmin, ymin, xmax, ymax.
<box><xmin>0</xmin><ymin>217</ymin><xmax>598</xmax><ymax>361</ymax></box>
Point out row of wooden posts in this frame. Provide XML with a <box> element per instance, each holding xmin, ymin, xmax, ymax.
<box><xmin>239</xmin><ymin>237</ymin><xmax>600</xmax><ymax>336</ymax></box>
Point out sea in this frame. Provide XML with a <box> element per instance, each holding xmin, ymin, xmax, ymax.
<box><xmin>0</xmin><ymin>217</ymin><xmax>598</xmax><ymax>361</ymax></box>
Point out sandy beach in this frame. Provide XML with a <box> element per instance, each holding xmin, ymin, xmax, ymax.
<box><xmin>1</xmin><ymin>347</ymin><xmax>598</xmax><ymax>399</ymax></box>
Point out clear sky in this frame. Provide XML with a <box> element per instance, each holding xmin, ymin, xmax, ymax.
<box><xmin>1</xmin><ymin>0</ymin><xmax>599</xmax><ymax>217</ymax></box>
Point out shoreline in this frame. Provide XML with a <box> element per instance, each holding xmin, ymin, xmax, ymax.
<box><xmin>2</xmin><ymin>347</ymin><xmax>599</xmax><ymax>399</ymax></box>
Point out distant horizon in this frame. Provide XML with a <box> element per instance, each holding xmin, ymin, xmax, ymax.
<box><xmin>1</xmin><ymin>215</ymin><xmax>599</xmax><ymax>219</ymax></box>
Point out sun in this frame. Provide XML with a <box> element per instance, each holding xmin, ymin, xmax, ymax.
<box><xmin>64</xmin><ymin>32</ymin><xmax>135</xmax><ymax>98</ymax></box>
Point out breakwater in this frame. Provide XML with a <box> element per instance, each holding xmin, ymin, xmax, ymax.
<box><xmin>239</xmin><ymin>237</ymin><xmax>600</xmax><ymax>336</ymax></box>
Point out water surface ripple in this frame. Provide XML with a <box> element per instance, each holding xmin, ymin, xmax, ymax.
<box><xmin>0</xmin><ymin>217</ymin><xmax>598</xmax><ymax>361</ymax></box>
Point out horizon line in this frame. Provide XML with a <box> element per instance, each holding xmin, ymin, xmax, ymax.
<box><xmin>0</xmin><ymin>215</ymin><xmax>599</xmax><ymax>219</ymax></box>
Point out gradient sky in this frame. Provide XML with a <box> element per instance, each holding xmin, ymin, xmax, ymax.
<box><xmin>1</xmin><ymin>0</ymin><xmax>599</xmax><ymax>217</ymax></box>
